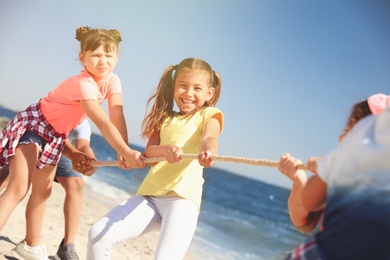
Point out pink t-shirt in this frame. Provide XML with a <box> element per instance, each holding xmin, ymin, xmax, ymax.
<box><xmin>40</xmin><ymin>68</ymin><xmax>121</xmax><ymax>134</ymax></box>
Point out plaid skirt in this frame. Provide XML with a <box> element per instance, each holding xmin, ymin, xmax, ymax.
<box><xmin>0</xmin><ymin>101</ymin><xmax>67</xmax><ymax>169</ymax></box>
<box><xmin>285</xmin><ymin>236</ymin><xmax>323</xmax><ymax>260</ymax></box>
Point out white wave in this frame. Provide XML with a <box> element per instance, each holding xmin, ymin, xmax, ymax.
<box><xmin>83</xmin><ymin>177</ymin><xmax>131</xmax><ymax>208</ymax></box>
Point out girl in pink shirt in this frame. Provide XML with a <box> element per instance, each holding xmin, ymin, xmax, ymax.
<box><xmin>0</xmin><ymin>26</ymin><xmax>144</xmax><ymax>258</ymax></box>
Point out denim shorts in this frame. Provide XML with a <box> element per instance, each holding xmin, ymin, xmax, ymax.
<box><xmin>20</xmin><ymin>131</ymin><xmax>82</xmax><ymax>180</ymax></box>
<box><xmin>55</xmin><ymin>155</ymin><xmax>82</xmax><ymax>181</ymax></box>
<box><xmin>19</xmin><ymin>131</ymin><xmax>48</xmax><ymax>151</ymax></box>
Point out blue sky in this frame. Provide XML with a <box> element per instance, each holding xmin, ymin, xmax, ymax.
<box><xmin>0</xmin><ymin>0</ymin><xmax>389</xmax><ymax>188</ymax></box>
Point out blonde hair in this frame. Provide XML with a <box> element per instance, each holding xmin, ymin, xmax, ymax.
<box><xmin>141</xmin><ymin>58</ymin><xmax>222</xmax><ymax>139</ymax></box>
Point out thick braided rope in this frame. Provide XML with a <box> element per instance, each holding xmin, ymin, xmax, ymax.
<box><xmin>91</xmin><ymin>154</ymin><xmax>308</xmax><ymax>170</ymax></box>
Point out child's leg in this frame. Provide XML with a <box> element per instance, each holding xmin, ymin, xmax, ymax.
<box><xmin>25</xmin><ymin>165</ymin><xmax>56</xmax><ymax>247</ymax></box>
<box><xmin>56</xmin><ymin>175</ymin><xmax>84</xmax><ymax>245</ymax></box>
<box><xmin>87</xmin><ymin>195</ymin><xmax>161</xmax><ymax>260</ymax></box>
<box><xmin>0</xmin><ymin>165</ymin><xmax>10</xmax><ymax>194</ymax></box>
<box><xmin>154</xmin><ymin>196</ymin><xmax>199</xmax><ymax>260</ymax></box>
<box><xmin>0</xmin><ymin>144</ymin><xmax>39</xmax><ymax>232</ymax></box>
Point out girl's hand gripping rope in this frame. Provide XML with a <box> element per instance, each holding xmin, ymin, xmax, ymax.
<box><xmin>118</xmin><ymin>149</ymin><xmax>146</xmax><ymax>169</ymax></box>
<box><xmin>163</xmin><ymin>145</ymin><xmax>183</xmax><ymax>163</ymax></box>
<box><xmin>198</xmin><ymin>151</ymin><xmax>215</xmax><ymax>168</ymax></box>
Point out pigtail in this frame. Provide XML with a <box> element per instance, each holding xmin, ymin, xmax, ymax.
<box><xmin>141</xmin><ymin>58</ymin><xmax>222</xmax><ymax>139</ymax></box>
<box><xmin>208</xmin><ymin>70</ymin><xmax>222</xmax><ymax>107</ymax></box>
<box><xmin>141</xmin><ymin>66</ymin><xmax>176</xmax><ymax>139</ymax></box>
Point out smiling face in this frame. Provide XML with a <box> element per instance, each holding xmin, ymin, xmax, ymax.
<box><xmin>173</xmin><ymin>68</ymin><xmax>215</xmax><ymax>115</ymax></box>
<box><xmin>79</xmin><ymin>44</ymin><xmax>118</xmax><ymax>83</ymax></box>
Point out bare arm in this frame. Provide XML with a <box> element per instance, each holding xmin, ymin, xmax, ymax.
<box><xmin>62</xmin><ymin>138</ymin><xmax>80</xmax><ymax>159</ymax></box>
<box><xmin>143</xmin><ymin>132</ymin><xmax>183</xmax><ymax>164</ymax></box>
<box><xmin>75</xmin><ymin>138</ymin><xmax>95</xmax><ymax>159</ymax></box>
<box><xmin>61</xmin><ymin>138</ymin><xmax>95</xmax><ymax>175</ymax></box>
<box><xmin>143</xmin><ymin>113</ymin><xmax>222</xmax><ymax>166</ymax></box>
<box><xmin>80</xmin><ymin>100</ymin><xmax>144</xmax><ymax>168</ymax></box>
<box><xmin>278</xmin><ymin>153</ymin><xmax>323</xmax><ymax>232</ymax></box>
<box><xmin>107</xmin><ymin>94</ymin><xmax>128</xmax><ymax>144</ymax></box>
<box><xmin>278</xmin><ymin>153</ymin><xmax>311</xmax><ymax>227</ymax></box>
<box><xmin>301</xmin><ymin>175</ymin><xmax>327</xmax><ymax>211</ymax></box>
<box><xmin>198</xmin><ymin>114</ymin><xmax>222</xmax><ymax>167</ymax></box>
<box><xmin>75</xmin><ymin>138</ymin><xmax>97</xmax><ymax>176</ymax></box>
<box><xmin>301</xmin><ymin>156</ymin><xmax>327</xmax><ymax>211</ymax></box>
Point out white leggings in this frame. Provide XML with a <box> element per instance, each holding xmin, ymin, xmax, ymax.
<box><xmin>87</xmin><ymin>194</ymin><xmax>199</xmax><ymax>260</ymax></box>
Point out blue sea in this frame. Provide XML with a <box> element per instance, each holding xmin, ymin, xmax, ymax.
<box><xmin>0</xmin><ymin>105</ymin><xmax>314</xmax><ymax>260</ymax></box>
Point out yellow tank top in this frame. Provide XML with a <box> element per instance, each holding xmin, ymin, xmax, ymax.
<box><xmin>137</xmin><ymin>107</ymin><xmax>224</xmax><ymax>210</ymax></box>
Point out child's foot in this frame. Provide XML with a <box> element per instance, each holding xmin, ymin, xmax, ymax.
<box><xmin>55</xmin><ymin>238</ymin><xmax>79</xmax><ymax>260</ymax></box>
<box><xmin>11</xmin><ymin>240</ymin><xmax>49</xmax><ymax>260</ymax></box>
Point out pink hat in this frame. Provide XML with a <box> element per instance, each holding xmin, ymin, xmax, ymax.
<box><xmin>367</xmin><ymin>93</ymin><xmax>390</xmax><ymax>115</ymax></box>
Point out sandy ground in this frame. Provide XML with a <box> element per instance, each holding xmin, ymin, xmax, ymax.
<box><xmin>0</xmin><ymin>182</ymin><xmax>193</xmax><ymax>260</ymax></box>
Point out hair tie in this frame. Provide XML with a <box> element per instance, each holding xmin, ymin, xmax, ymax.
<box><xmin>367</xmin><ymin>93</ymin><xmax>390</xmax><ymax>115</ymax></box>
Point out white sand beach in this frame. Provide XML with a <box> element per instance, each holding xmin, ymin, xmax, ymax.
<box><xmin>0</xmin><ymin>181</ymin><xmax>193</xmax><ymax>260</ymax></box>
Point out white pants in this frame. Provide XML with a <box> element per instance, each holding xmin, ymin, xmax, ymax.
<box><xmin>87</xmin><ymin>194</ymin><xmax>199</xmax><ymax>260</ymax></box>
